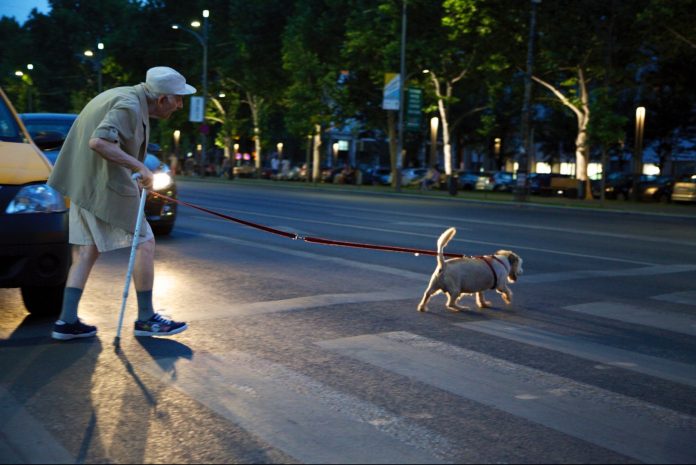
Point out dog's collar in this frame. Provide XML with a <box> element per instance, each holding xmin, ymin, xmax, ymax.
<box><xmin>478</xmin><ymin>255</ymin><xmax>508</xmax><ymax>289</ymax></box>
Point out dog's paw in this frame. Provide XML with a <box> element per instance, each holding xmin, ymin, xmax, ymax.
<box><xmin>477</xmin><ymin>301</ymin><xmax>493</xmax><ymax>308</ymax></box>
<box><xmin>446</xmin><ymin>305</ymin><xmax>467</xmax><ymax>313</ymax></box>
<box><xmin>417</xmin><ymin>305</ymin><xmax>428</xmax><ymax>312</ymax></box>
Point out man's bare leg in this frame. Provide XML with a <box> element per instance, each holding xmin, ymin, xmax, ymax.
<box><xmin>59</xmin><ymin>245</ymin><xmax>100</xmax><ymax>323</ymax></box>
<box><xmin>132</xmin><ymin>238</ymin><xmax>156</xmax><ymax>321</ymax></box>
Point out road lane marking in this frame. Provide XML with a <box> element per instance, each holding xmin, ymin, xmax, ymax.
<box><xmin>141</xmin><ymin>351</ymin><xmax>454</xmax><ymax>464</ymax></box>
<box><xmin>188</xmin><ymin>193</ymin><xmax>696</xmax><ymax>246</ymax></box>
<box><xmin>183</xmin><ymin>230</ymin><xmax>431</xmax><ymax>281</ymax></box>
<box><xmin>184</xmin><ymin>214</ymin><xmax>659</xmax><ymax>266</ymax></box>
<box><xmin>652</xmin><ymin>290</ymin><xmax>696</xmax><ymax>306</ymax></box>
<box><xmin>564</xmin><ymin>301</ymin><xmax>696</xmax><ymax>336</ymax></box>
<box><xmin>454</xmin><ymin>320</ymin><xmax>696</xmax><ymax>387</ymax></box>
<box><xmin>317</xmin><ymin>331</ymin><xmax>696</xmax><ymax>464</ymax></box>
<box><xmin>0</xmin><ymin>385</ymin><xmax>73</xmax><ymax>464</ymax></box>
<box><xmin>525</xmin><ymin>264</ymin><xmax>696</xmax><ymax>283</ymax></box>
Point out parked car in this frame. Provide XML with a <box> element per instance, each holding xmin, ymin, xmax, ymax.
<box><xmin>638</xmin><ymin>175</ymin><xmax>674</xmax><ymax>202</ymax></box>
<box><xmin>670</xmin><ymin>174</ymin><xmax>696</xmax><ymax>203</ymax></box>
<box><xmin>402</xmin><ymin>168</ymin><xmax>428</xmax><ymax>186</ymax></box>
<box><xmin>593</xmin><ymin>172</ymin><xmax>673</xmax><ymax>202</ymax></box>
<box><xmin>475</xmin><ymin>171</ymin><xmax>516</xmax><ymax>191</ymax></box>
<box><xmin>320</xmin><ymin>166</ymin><xmax>343</xmax><ymax>183</ymax></box>
<box><xmin>456</xmin><ymin>171</ymin><xmax>482</xmax><ymax>191</ymax></box>
<box><xmin>370</xmin><ymin>167</ymin><xmax>392</xmax><ymax>185</ymax></box>
<box><xmin>18</xmin><ymin>112</ymin><xmax>76</xmax><ymax>165</ymax></box>
<box><xmin>1</xmin><ymin>90</ymin><xmax>70</xmax><ymax>316</ymax></box>
<box><xmin>233</xmin><ymin>162</ymin><xmax>256</xmax><ymax>178</ymax></box>
<box><xmin>20</xmin><ymin>112</ymin><xmax>179</xmax><ymax>235</ymax></box>
<box><xmin>528</xmin><ymin>173</ymin><xmax>573</xmax><ymax>196</ymax></box>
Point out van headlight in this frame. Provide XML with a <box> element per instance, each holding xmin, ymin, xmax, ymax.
<box><xmin>152</xmin><ymin>172</ymin><xmax>173</xmax><ymax>191</ymax></box>
<box><xmin>6</xmin><ymin>184</ymin><xmax>67</xmax><ymax>214</ymax></box>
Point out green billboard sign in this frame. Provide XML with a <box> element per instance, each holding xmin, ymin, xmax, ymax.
<box><xmin>406</xmin><ymin>87</ymin><xmax>422</xmax><ymax>131</ymax></box>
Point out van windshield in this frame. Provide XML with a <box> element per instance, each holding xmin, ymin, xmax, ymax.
<box><xmin>0</xmin><ymin>98</ymin><xmax>22</xmax><ymax>143</ymax></box>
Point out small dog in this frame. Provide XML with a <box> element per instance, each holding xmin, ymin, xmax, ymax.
<box><xmin>417</xmin><ymin>227</ymin><xmax>523</xmax><ymax>312</ymax></box>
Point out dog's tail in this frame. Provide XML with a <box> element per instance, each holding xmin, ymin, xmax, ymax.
<box><xmin>437</xmin><ymin>227</ymin><xmax>456</xmax><ymax>268</ymax></box>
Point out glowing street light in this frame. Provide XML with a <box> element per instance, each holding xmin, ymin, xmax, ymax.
<box><xmin>84</xmin><ymin>42</ymin><xmax>105</xmax><ymax>92</ymax></box>
<box><xmin>635</xmin><ymin>106</ymin><xmax>646</xmax><ymax>173</ymax></box>
<box><xmin>172</xmin><ymin>9</ymin><xmax>210</xmax><ymax>168</ymax></box>
<box><xmin>429</xmin><ymin>116</ymin><xmax>439</xmax><ymax>167</ymax></box>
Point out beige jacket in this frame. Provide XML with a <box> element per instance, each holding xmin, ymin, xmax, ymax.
<box><xmin>48</xmin><ymin>84</ymin><xmax>150</xmax><ymax>233</ymax></box>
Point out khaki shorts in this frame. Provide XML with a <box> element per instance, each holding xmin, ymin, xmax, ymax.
<box><xmin>69</xmin><ymin>204</ymin><xmax>154</xmax><ymax>253</ymax></box>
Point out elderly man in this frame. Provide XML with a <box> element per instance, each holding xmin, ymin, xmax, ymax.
<box><xmin>48</xmin><ymin>67</ymin><xmax>194</xmax><ymax>340</ymax></box>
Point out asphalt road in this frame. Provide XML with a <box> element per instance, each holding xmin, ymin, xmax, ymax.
<box><xmin>1</xmin><ymin>180</ymin><xmax>696</xmax><ymax>464</ymax></box>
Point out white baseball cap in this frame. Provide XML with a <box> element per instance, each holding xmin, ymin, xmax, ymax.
<box><xmin>145</xmin><ymin>66</ymin><xmax>196</xmax><ymax>95</ymax></box>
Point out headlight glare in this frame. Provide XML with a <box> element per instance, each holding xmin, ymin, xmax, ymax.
<box><xmin>152</xmin><ymin>172</ymin><xmax>173</xmax><ymax>191</ymax></box>
<box><xmin>6</xmin><ymin>184</ymin><xmax>67</xmax><ymax>214</ymax></box>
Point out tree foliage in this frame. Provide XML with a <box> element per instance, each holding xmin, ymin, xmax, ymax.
<box><xmin>1</xmin><ymin>0</ymin><xmax>694</xmax><ymax>179</ymax></box>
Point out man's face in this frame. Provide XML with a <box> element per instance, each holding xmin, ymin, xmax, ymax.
<box><xmin>152</xmin><ymin>95</ymin><xmax>183</xmax><ymax>119</ymax></box>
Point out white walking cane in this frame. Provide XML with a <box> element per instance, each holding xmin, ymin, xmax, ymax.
<box><xmin>114</xmin><ymin>173</ymin><xmax>148</xmax><ymax>348</ymax></box>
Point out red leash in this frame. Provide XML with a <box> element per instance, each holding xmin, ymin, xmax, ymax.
<box><xmin>151</xmin><ymin>191</ymin><xmax>464</xmax><ymax>258</ymax></box>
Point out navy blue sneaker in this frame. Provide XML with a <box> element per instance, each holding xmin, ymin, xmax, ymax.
<box><xmin>134</xmin><ymin>313</ymin><xmax>187</xmax><ymax>337</ymax></box>
<box><xmin>52</xmin><ymin>319</ymin><xmax>97</xmax><ymax>341</ymax></box>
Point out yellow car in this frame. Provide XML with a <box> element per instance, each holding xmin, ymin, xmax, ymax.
<box><xmin>0</xmin><ymin>87</ymin><xmax>70</xmax><ymax>315</ymax></box>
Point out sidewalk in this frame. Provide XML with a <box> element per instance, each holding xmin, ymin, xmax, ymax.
<box><xmin>175</xmin><ymin>175</ymin><xmax>696</xmax><ymax>219</ymax></box>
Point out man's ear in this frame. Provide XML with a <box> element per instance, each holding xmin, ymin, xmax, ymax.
<box><xmin>157</xmin><ymin>95</ymin><xmax>169</xmax><ymax>106</ymax></box>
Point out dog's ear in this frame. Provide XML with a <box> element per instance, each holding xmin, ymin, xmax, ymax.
<box><xmin>509</xmin><ymin>253</ymin><xmax>523</xmax><ymax>274</ymax></box>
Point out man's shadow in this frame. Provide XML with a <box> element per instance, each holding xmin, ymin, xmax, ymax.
<box><xmin>0</xmin><ymin>314</ymin><xmax>103</xmax><ymax>463</ymax></box>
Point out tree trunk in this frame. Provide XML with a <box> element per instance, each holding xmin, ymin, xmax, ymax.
<box><xmin>248</xmin><ymin>92</ymin><xmax>263</xmax><ymax>177</ymax></box>
<box><xmin>437</xmin><ymin>97</ymin><xmax>452</xmax><ymax>176</ymax></box>
<box><xmin>312</xmin><ymin>124</ymin><xmax>322</xmax><ymax>183</ymax></box>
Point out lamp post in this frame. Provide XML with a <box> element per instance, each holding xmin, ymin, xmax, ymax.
<box><xmin>395</xmin><ymin>0</ymin><xmax>407</xmax><ymax>192</ymax></box>
<box><xmin>634</xmin><ymin>106</ymin><xmax>646</xmax><ymax>175</ymax></box>
<box><xmin>172</xmin><ymin>9</ymin><xmax>209</xmax><ymax>168</ymax></box>
<box><xmin>429</xmin><ymin>116</ymin><xmax>439</xmax><ymax>167</ymax></box>
<box><xmin>494</xmin><ymin>137</ymin><xmax>502</xmax><ymax>160</ymax></box>
<box><xmin>84</xmin><ymin>42</ymin><xmax>105</xmax><ymax>93</ymax></box>
<box><xmin>15</xmin><ymin>64</ymin><xmax>34</xmax><ymax>112</ymax></box>
<box><xmin>633</xmin><ymin>106</ymin><xmax>646</xmax><ymax>200</ymax></box>
<box><xmin>515</xmin><ymin>0</ymin><xmax>541</xmax><ymax>202</ymax></box>
<box><xmin>173</xmin><ymin>129</ymin><xmax>181</xmax><ymax>156</ymax></box>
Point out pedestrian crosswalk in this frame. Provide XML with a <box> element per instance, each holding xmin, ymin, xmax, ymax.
<box><xmin>454</xmin><ymin>319</ymin><xmax>696</xmax><ymax>387</ymax></box>
<box><xmin>141</xmin><ymin>350</ymin><xmax>454</xmax><ymax>464</ymax></box>
<box><xmin>3</xmin><ymin>287</ymin><xmax>696</xmax><ymax>463</ymax></box>
<box><xmin>317</xmin><ymin>331</ymin><xmax>696</xmax><ymax>464</ymax></box>
<box><xmin>565</xmin><ymin>301</ymin><xmax>696</xmax><ymax>336</ymax></box>
<box><xmin>131</xmin><ymin>294</ymin><xmax>696</xmax><ymax>464</ymax></box>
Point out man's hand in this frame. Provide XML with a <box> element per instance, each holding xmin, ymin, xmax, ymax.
<box><xmin>136</xmin><ymin>165</ymin><xmax>154</xmax><ymax>190</ymax></box>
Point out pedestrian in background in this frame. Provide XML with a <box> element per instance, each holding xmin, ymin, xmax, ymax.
<box><xmin>47</xmin><ymin>66</ymin><xmax>193</xmax><ymax>340</ymax></box>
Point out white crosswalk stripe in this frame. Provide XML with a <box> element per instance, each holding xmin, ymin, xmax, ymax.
<box><xmin>141</xmin><ymin>350</ymin><xmax>455</xmax><ymax>464</ymax></box>
<box><xmin>564</xmin><ymin>301</ymin><xmax>696</xmax><ymax>336</ymax></box>
<box><xmin>317</xmin><ymin>331</ymin><xmax>696</xmax><ymax>464</ymax></box>
<box><xmin>454</xmin><ymin>320</ymin><xmax>696</xmax><ymax>387</ymax></box>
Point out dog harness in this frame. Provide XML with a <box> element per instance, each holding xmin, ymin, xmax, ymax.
<box><xmin>478</xmin><ymin>255</ymin><xmax>508</xmax><ymax>289</ymax></box>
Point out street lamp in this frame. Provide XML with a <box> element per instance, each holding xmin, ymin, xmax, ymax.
<box><xmin>84</xmin><ymin>42</ymin><xmax>105</xmax><ymax>93</ymax></box>
<box><xmin>173</xmin><ymin>129</ymin><xmax>181</xmax><ymax>156</ymax></box>
<box><xmin>14</xmin><ymin>64</ymin><xmax>34</xmax><ymax>112</ymax></box>
<box><xmin>515</xmin><ymin>0</ymin><xmax>542</xmax><ymax>202</ymax></box>
<box><xmin>172</xmin><ymin>9</ymin><xmax>209</xmax><ymax>168</ymax></box>
<box><xmin>429</xmin><ymin>116</ymin><xmax>439</xmax><ymax>167</ymax></box>
<box><xmin>395</xmin><ymin>0</ymin><xmax>407</xmax><ymax>192</ymax></box>
<box><xmin>494</xmin><ymin>137</ymin><xmax>502</xmax><ymax>159</ymax></box>
<box><xmin>277</xmin><ymin>142</ymin><xmax>284</xmax><ymax>160</ymax></box>
<box><xmin>634</xmin><ymin>106</ymin><xmax>646</xmax><ymax>175</ymax></box>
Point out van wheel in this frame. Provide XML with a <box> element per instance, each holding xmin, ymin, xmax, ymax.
<box><xmin>21</xmin><ymin>284</ymin><xmax>65</xmax><ymax>316</ymax></box>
